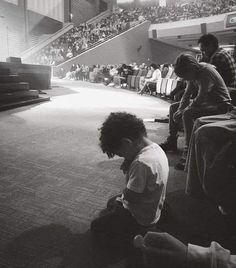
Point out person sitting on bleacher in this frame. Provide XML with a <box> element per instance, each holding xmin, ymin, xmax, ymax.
<box><xmin>198</xmin><ymin>34</ymin><xmax>236</xmax><ymax>89</ymax></box>
<box><xmin>107</xmin><ymin>65</ymin><xmax>119</xmax><ymax>86</ymax></box>
<box><xmin>119</xmin><ymin>64</ymin><xmax>133</xmax><ymax>88</ymax></box>
<box><xmin>159</xmin><ymin>53</ymin><xmax>232</xmax><ymax>170</ymax></box>
<box><xmin>112</xmin><ymin>64</ymin><xmax>131</xmax><ymax>88</ymax></box>
<box><xmin>138</xmin><ymin>63</ymin><xmax>161</xmax><ymax>95</ymax></box>
<box><xmin>158</xmin><ymin>34</ymin><xmax>236</xmax><ymax>139</ymax></box>
<box><xmin>161</xmin><ymin>63</ymin><xmax>170</xmax><ymax>78</ymax></box>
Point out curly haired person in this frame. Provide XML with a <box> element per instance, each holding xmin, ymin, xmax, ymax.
<box><xmin>90</xmin><ymin>112</ymin><xmax>169</xmax><ymax>251</ymax></box>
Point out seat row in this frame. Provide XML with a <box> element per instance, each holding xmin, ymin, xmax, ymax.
<box><xmin>127</xmin><ymin>68</ymin><xmax>180</xmax><ymax>98</ymax></box>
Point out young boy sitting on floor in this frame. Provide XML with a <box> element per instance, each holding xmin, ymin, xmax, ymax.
<box><xmin>90</xmin><ymin>112</ymin><xmax>169</xmax><ymax>250</ymax></box>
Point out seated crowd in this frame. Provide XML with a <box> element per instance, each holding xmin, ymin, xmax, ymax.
<box><xmin>145</xmin><ymin>0</ymin><xmax>236</xmax><ymax>23</ymax></box>
<box><xmin>61</xmin><ymin>61</ymin><xmax>176</xmax><ymax>90</ymax></box>
<box><xmin>31</xmin><ymin>0</ymin><xmax>236</xmax><ymax>66</ymax></box>
<box><xmin>87</xmin><ymin>33</ymin><xmax>236</xmax><ymax>268</ymax></box>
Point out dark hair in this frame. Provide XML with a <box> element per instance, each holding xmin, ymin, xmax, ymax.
<box><xmin>198</xmin><ymin>34</ymin><xmax>219</xmax><ymax>49</ymax></box>
<box><xmin>99</xmin><ymin>112</ymin><xmax>147</xmax><ymax>158</ymax></box>
<box><xmin>174</xmin><ymin>53</ymin><xmax>200</xmax><ymax>78</ymax></box>
<box><xmin>150</xmin><ymin>63</ymin><xmax>158</xmax><ymax>70</ymax></box>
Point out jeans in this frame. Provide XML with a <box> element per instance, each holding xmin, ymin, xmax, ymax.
<box><xmin>169</xmin><ymin>102</ymin><xmax>230</xmax><ymax>147</ymax></box>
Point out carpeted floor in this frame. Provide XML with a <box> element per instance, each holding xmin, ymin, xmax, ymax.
<box><xmin>0</xmin><ymin>79</ymin><xmax>235</xmax><ymax>268</ymax></box>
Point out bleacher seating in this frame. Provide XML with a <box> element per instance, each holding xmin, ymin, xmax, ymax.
<box><xmin>156</xmin><ymin>78</ymin><xmax>180</xmax><ymax>97</ymax></box>
<box><xmin>128</xmin><ymin>69</ymin><xmax>148</xmax><ymax>90</ymax></box>
<box><xmin>127</xmin><ymin>66</ymin><xmax>180</xmax><ymax>98</ymax></box>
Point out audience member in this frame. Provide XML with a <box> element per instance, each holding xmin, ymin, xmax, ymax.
<box><xmin>161</xmin><ymin>63</ymin><xmax>170</xmax><ymax>78</ymax></box>
<box><xmin>138</xmin><ymin>63</ymin><xmax>161</xmax><ymax>94</ymax></box>
<box><xmin>198</xmin><ymin>34</ymin><xmax>236</xmax><ymax>88</ymax></box>
<box><xmin>159</xmin><ymin>53</ymin><xmax>232</xmax><ymax>170</ymax></box>
<box><xmin>90</xmin><ymin>112</ymin><xmax>169</xmax><ymax>250</ymax></box>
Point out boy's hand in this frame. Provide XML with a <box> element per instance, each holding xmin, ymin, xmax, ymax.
<box><xmin>135</xmin><ymin>232</ymin><xmax>187</xmax><ymax>268</ymax></box>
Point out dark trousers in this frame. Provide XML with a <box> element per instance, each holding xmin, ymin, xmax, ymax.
<box><xmin>169</xmin><ymin>102</ymin><xmax>231</xmax><ymax>147</ymax></box>
<box><xmin>91</xmin><ymin>195</ymin><xmax>147</xmax><ymax>250</ymax></box>
<box><xmin>90</xmin><ymin>195</ymin><xmax>146</xmax><ymax>267</ymax></box>
<box><xmin>169</xmin><ymin>102</ymin><xmax>181</xmax><ymax>137</ymax></box>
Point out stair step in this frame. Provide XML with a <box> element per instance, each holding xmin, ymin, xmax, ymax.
<box><xmin>0</xmin><ymin>69</ymin><xmax>10</xmax><ymax>75</ymax></box>
<box><xmin>0</xmin><ymin>82</ymin><xmax>29</xmax><ymax>92</ymax></box>
<box><xmin>0</xmin><ymin>75</ymin><xmax>20</xmax><ymax>83</ymax></box>
<box><xmin>0</xmin><ymin>90</ymin><xmax>39</xmax><ymax>103</ymax></box>
<box><xmin>0</xmin><ymin>96</ymin><xmax>50</xmax><ymax>111</ymax></box>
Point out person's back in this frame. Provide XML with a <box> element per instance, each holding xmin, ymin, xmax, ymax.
<box><xmin>210</xmin><ymin>48</ymin><xmax>236</xmax><ymax>88</ymax></box>
<box><xmin>198</xmin><ymin>34</ymin><xmax>236</xmax><ymax>88</ymax></box>
<box><xmin>122</xmin><ymin>143</ymin><xmax>169</xmax><ymax>226</ymax></box>
<box><xmin>197</xmin><ymin>62</ymin><xmax>231</xmax><ymax>106</ymax></box>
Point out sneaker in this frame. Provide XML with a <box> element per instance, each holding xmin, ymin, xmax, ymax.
<box><xmin>159</xmin><ymin>136</ymin><xmax>178</xmax><ymax>152</ymax></box>
<box><xmin>175</xmin><ymin>158</ymin><xmax>186</xmax><ymax>170</ymax></box>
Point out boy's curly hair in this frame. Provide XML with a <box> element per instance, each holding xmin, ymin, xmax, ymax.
<box><xmin>99</xmin><ymin>112</ymin><xmax>147</xmax><ymax>158</ymax></box>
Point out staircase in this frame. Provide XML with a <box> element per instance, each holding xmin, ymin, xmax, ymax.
<box><xmin>0</xmin><ymin>68</ymin><xmax>50</xmax><ymax>111</ymax></box>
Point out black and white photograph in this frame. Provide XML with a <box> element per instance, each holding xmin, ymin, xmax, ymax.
<box><xmin>0</xmin><ymin>0</ymin><xmax>236</xmax><ymax>267</ymax></box>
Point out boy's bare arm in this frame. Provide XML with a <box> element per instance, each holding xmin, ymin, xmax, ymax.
<box><xmin>123</xmin><ymin>188</ymin><xmax>142</xmax><ymax>203</ymax></box>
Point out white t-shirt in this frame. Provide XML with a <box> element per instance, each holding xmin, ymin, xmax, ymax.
<box><xmin>122</xmin><ymin>143</ymin><xmax>169</xmax><ymax>226</ymax></box>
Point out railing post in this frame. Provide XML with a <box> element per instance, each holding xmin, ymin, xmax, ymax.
<box><xmin>23</xmin><ymin>0</ymin><xmax>29</xmax><ymax>49</ymax></box>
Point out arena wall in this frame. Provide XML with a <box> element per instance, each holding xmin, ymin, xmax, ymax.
<box><xmin>68</xmin><ymin>0</ymin><xmax>100</xmax><ymax>25</ymax></box>
<box><xmin>150</xmin><ymin>39</ymin><xmax>197</xmax><ymax>64</ymax></box>
<box><xmin>0</xmin><ymin>0</ymin><xmax>63</xmax><ymax>60</ymax></box>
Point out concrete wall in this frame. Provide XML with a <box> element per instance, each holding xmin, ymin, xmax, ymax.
<box><xmin>69</xmin><ymin>0</ymin><xmax>99</xmax><ymax>25</ymax></box>
<box><xmin>150</xmin><ymin>39</ymin><xmax>197</xmax><ymax>64</ymax></box>
<box><xmin>68</xmin><ymin>0</ymin><xmax>117</xmax><ymax>25</ymax></box>
<box><xmin>54</xmin><ymin>21</ymin><xmax>152</xmax><ymax>74</ymax></box>
<box><xmin>0</xmin><ymin>0</ymin><xmax>62</xmax><ymax>60</ymax></box>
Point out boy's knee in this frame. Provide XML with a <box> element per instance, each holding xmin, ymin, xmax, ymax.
<box><xmin>90</xmin><ymin>218</ymin><xmax>101</xmax><ymax>235</ymax></box>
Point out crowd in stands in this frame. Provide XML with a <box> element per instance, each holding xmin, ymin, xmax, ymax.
<box><xmin>32</xmin><ymin>9</ymin><xmax>145</xmax><ymax>66</ymax></box>
<box><xmin>145</xmin><ymin>0</ymin><xmax>236</xmax><ymax>23</ymax></box>
<box><xmin>31</xmin><ymin>0</ymin><xmax>236</xmax><ymax>66</ymax></box>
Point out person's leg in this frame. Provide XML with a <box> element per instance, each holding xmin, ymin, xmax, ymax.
<box><xmin>138</xmin><ymin>80</ymin><xmax>147</xmax><ymax>94</ymax></box>
<box><xmin>159</xmin><ymin>102</ymin><xmax>180</xmax><ymax>152</ymax></box>
<box><xmin>176</xmin><ymin>106</ymin><xmax>228</xmax><ymax>170</ymax></box>
<box><xmin>91</xmin><ymin>202</ymin><xmax>141</xmax><ymax>250</ymax></box>
<box><xmin>194</xmin><ymin>120</ymin><xmax>236</xmax><ymax>213</ymax></box>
